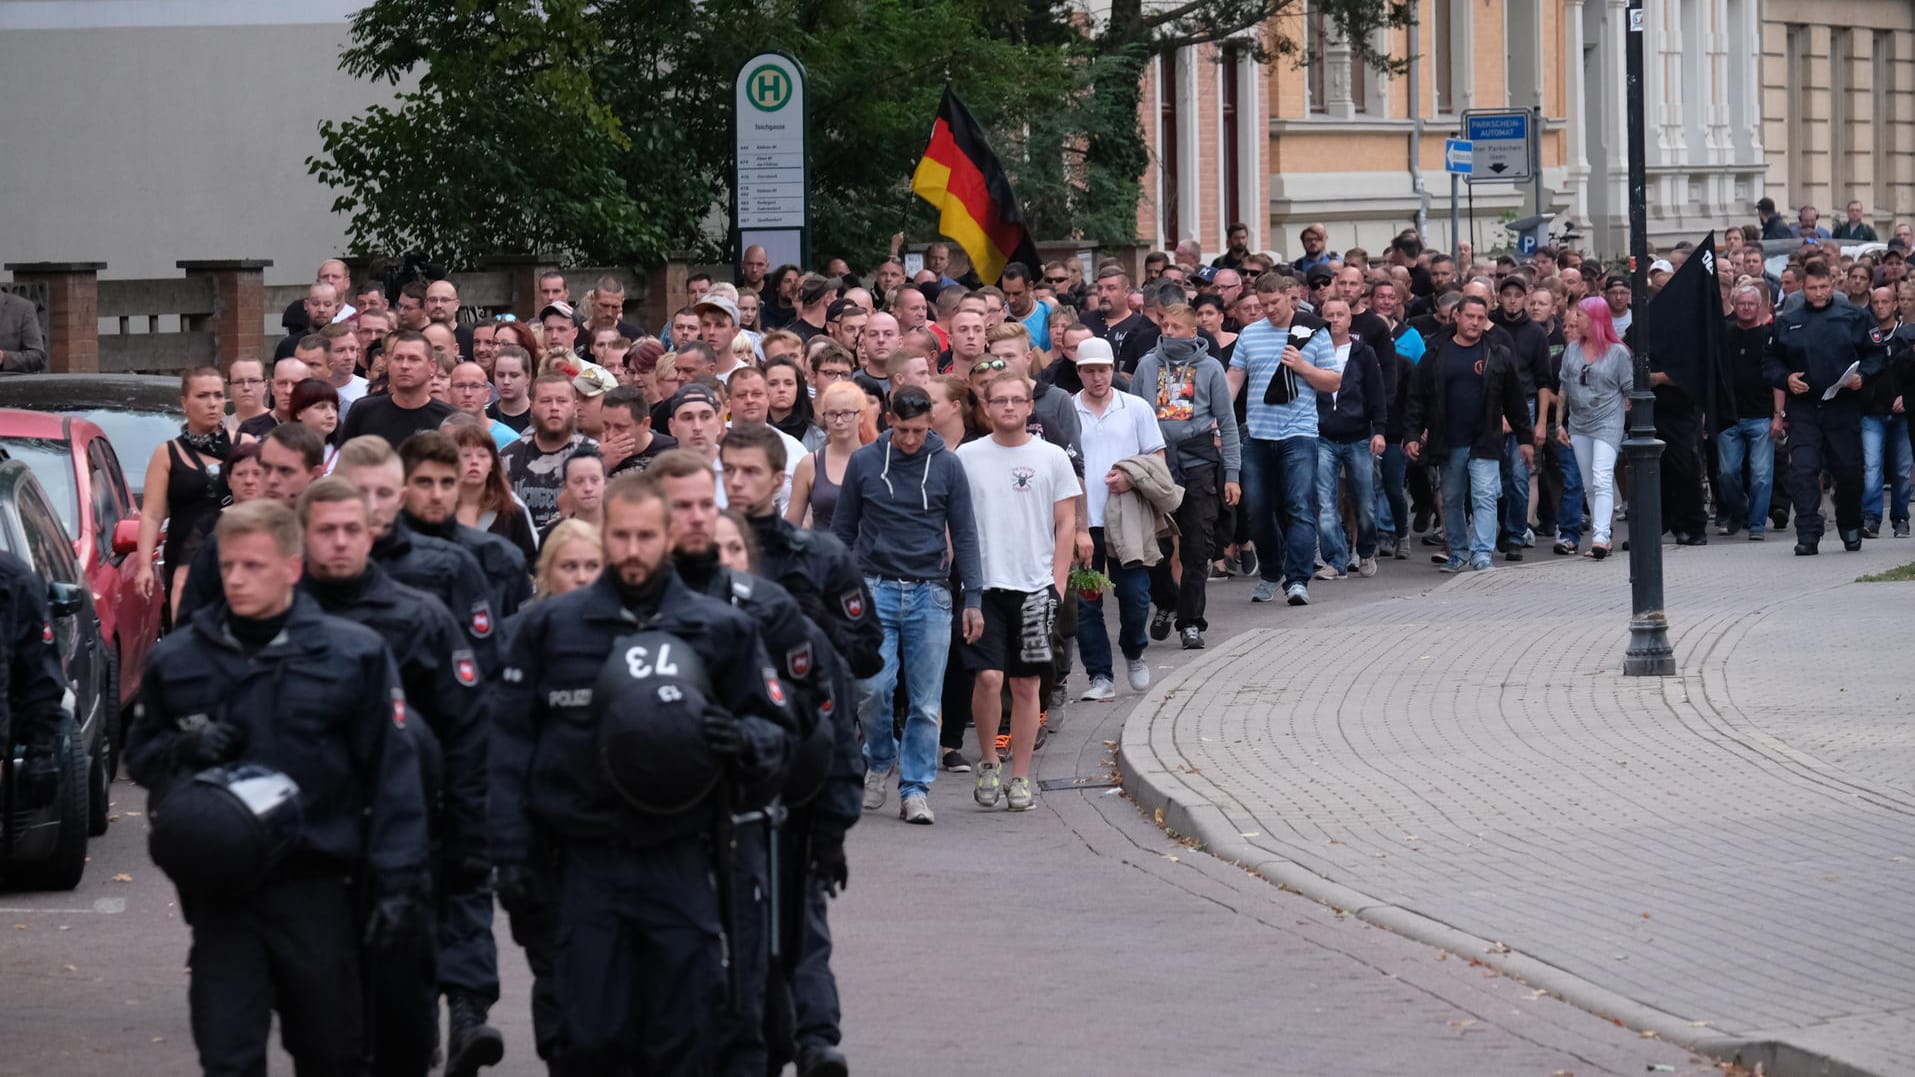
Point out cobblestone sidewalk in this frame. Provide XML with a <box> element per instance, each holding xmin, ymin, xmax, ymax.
<box><xmin>1122</xmin><ymin>538</ymin><xmax>1915</xmax><ymax>1076</ymax></box>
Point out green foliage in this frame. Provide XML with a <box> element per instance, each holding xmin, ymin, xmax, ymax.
<box><xmin>307</xmin><ymin>0</ymin><xmax>1407</xmax><ymax>268</ymax></box>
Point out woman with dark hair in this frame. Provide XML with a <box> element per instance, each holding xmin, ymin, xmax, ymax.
<box><xmin>763</xmin><ymin>354</ymin><xmax>818</xmax><ymax>449</ymax></box>
<box><xmin>494</xmin><ymin>320</ymin><xmax>543</xmax><ymax>363</ymax></box>
<box><xmin>288</xmin><ymin>377</ymin><xmax>342</xmax><ymax>471</ymax></box>
<box><xmin>135</xmin><ymin>366</ymin><xmax>232</xmax><ymax>620</ymax></box>
<box><xmin>712</xmin><ymin>509</ymin><xmax>762</xmax><ymax>575</ymax></box>
<box><xmin>224</xmin><ymin>441</ymin><xmax>267</xmax><ymax>504</ymax></box>
<box><xmin>448</xmin><ymin>420</ymin><xmax>539</xmax><ymax>563</ymax></box>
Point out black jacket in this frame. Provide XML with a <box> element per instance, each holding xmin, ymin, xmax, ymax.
<box><xmin>126</xmin><ymin>595</ymin><xmax>428</xmax><ymax>886</ymax></box>
<box><xmin>1316</xmin><ymin>338</ymin><xmax>1389</xmax><ymax>443</ymax></box>
<box><xmin>747</xmin><ymin>513</ymin><xmax>883</xmax><ymax>679</ymax></box>
<box><xmin>0</xmin><ymin>551</ymin><xmax>65</xmax><ymax>750</ymax></box>
<box><xmin>1489</xmin><ymin>308</ymin><xmax>1556</xmax><ymax>399</ymax></box>
<box><xmin>1763</xmin><ymin>298</ymin><xmax>1878</xmax><ymax>408</ymax></box>
<box><xmin>372</xmin><ymin>519</ymin><xmax>502</xmax><ymax>675</ymax></box>
<box><xmin>487</xmin><ymin>569</ymin><xmax>794</xmax><ymax>863</ymax></box>
<box><xmin>1406</xmin><ymin>332</ymin><xmax>1532</xmax><ymax>460</ymax></box>
<box><xmin>301</xmin><ymin>565</ymin><xmax>486</xmax><ymax>876</ymax></box>
<box><xmin>403</xmin><ymin>510</ymin><xmax>533</xmax><ymax>619</ymax></box>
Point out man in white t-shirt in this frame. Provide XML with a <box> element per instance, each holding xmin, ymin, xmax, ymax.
<box><xmin>956</xmin><ymin>370</ymin><xmax>1078</xmax><ymax>813</ymax></box>
<box><xmin>1072</xmin><ymin>345</ymin><xmax>1166</xmax><ymax>702</ymax></box>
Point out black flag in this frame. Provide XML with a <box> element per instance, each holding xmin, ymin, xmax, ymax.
<box><xmin>1646</xmin><ymin>232</ymin><xmax>1726</xmax><ymax>430</ymax></box>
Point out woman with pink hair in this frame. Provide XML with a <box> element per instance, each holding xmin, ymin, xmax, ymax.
<box><xmin>1551</xmin><ymin>295</ymin><xmax>1633</xmax><ymax>557</ymax></box>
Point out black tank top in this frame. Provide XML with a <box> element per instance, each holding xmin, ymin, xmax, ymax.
<box><xmin>161</xmin><ymin>439</ymin><xmax>226</xmax><ymax>577</ymax></box>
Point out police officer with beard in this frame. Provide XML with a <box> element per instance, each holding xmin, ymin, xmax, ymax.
<box><xmin>489</xmin><ymin>473</ymin><xmax>796</xmax><ymax>1076</ymax></box>
<box><xmin>1764</xmin><ymin>260</ymin><xmax>1879</xmax><ymax>553</ymax></box>
<box><xmin>399</xmin><ymin>426</ymin><xmax>534</xmax><ymax>618</ymax></box>
<box><xmin>650</xmin><ymin>450</ymin><xmax>831</xmax><ymax>1077</ymax></box>
<box><xmin>127</xmin><ymin>500</ymin><xmax>429</xmax><ymax>1075</ymax></box>
<box><xmin>296</xmin><ymin>478</ymin><xmax>501</xmax><ymax>1077</ymax></box>
<box><xmin>336</xmin><ymin>436</ymin><xmax>501</xmax><ymax>675</ymax></box>
<box><xmin>722</xmin><ymin>424</ymin><xmax>868</xmax><ymax>1077</ymax></box>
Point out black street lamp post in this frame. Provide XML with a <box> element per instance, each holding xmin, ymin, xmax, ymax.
<box><xmin>1621</xmin><ymin>0</ymin><xmax>1676</xmax><ymax>676</ymax></box>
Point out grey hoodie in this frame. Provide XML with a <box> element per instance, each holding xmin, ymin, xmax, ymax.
<box><xmin>1129</xmin><ymin>339</ymin><xmax>1243</xmax><ymax>483</ymax></box>
<box><xmin>830</xmin><ymin>430</ymin><xmax>983</xmax><ymax>608</ymax></box>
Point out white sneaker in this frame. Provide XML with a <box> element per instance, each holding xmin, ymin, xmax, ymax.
<box><xmin>1285</xmin><ymin>583</ymin><xmax>1310</xmax><ymax>606</ymax></box>
<box><xmin>1126</xmin><ymin>658</ymin><xmax>1151</xmax><ymax>692</ymax></box>
<box><xmin>862</xmin><ymin>763</ymin><xmax>894</xmax><ymax>812</ymax></box>
<box><xmin>900</xmin><ymin>794</ymin><xmax>935</xmax><ymax>824</ymax></box>
<box><xmin>1080</xmin><ymin>676</ymin><xmax>1117</xmax><ymax>702</ymax></box>
<box><xmin>1357</xmin><ymin>556</ymin><xmax>1379</xmax><ymax>577</ymax></box>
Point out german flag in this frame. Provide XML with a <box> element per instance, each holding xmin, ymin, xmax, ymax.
<box><xmin>911</xmin><ymin>87</ymin><xmax>1042</xmax><ymax>285</ymax></box>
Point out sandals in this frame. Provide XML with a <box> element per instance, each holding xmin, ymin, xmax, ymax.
<box><xmin>1553</xmin><ymin>540</ymin><xmax>1576</xmax><ymax>555</ymax></box>
<box><xmin>1589</xmin><ymin>543</ymin><xmax>1610</xmax><ymax>560</ymax></box>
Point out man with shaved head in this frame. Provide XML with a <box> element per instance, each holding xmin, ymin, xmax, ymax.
<box><xmin>280</xmin><ymin>259</ymin><xmax>358</xmax><ymax>337</ymax></box>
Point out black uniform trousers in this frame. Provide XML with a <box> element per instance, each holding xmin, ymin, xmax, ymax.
<box><xmin>1656</xmin><ymin>404</ymin><xmax>1709</xmax><ymax>537</ymax></box>
<box><xmin>437</xmin><ymin>878</ymin><xmax>499</xmax><ymax>1004</ymax></box>
<box><xmin>1787</xmin><ymin>401</ymin><xmax>1865</xmax><ymax>541</ymax></box>
<box><xmin>504</xmin><ymin>843</ymin><xmax>565</xmax><ymax>1064</ymax></box>
<box><xmin>716</xmin><ymin>818</ymin><xmax>773</xmax><ymax>1077</ymax></box>
<box><xmin>186</xmin><ymin>876</ymin><xmax>365</xmax><ymax>1077</ymax></box>
<box><xmin>554</xmin><ymin>838</ymin><xmax>725</xmax><ymax>1077</ymax></box>
<box><xmin>1149</xmin><ymin>461</ymin><xmax>1221</xmax><ymax>631</ymax></box>
<box><xmin>369</xmin><ymin>905</ymin><xmax>437</xmax><ymax>1077</ymax></box>
<box><xmin>762</xmin><ymin>807</ymin><xmax>843</xmax><ymax>1071</ymax></box>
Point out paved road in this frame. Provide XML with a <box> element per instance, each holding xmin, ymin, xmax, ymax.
<box><xmin>0</xmin><ymin>554</ymin><xmax>1706</xmax><ymax>1075</ymax></box>
<box><xmin>1125</xmin><ymin>533</ymin><xmax>1915</xmax><ymax>1076</ymax></box>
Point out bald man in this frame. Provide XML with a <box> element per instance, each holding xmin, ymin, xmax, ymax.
<box><xmin>739</xmin><ymin>244</ymin><xmax>770</xmax><ymax>295</ymax></box>
<box><xmin>280</xmin><ymin>259</ymin><xmax>358</xmax><ymax>336</ymax></box>
<box><xmin>276</xmin><ymin>284</ymin><xmax>343</xmax><ymax>360</ymax></box>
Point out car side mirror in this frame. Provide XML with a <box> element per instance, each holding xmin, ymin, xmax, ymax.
<box><xmin>112</xmin><ymin>517</ymin><xmax>141</xmax><ymax>557</ymax></box>
<box><xmin>47</xmin><ymin>581</ymin><xmax>86</xmax><ymax>619</ymax></box>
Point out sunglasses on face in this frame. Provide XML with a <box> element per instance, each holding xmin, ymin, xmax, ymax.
<box><xmin>1046</xmin><ymin>276</ymin><xmax>1069</xmax><ymax>284</ymax></box>
<box><xmin>972</xmin><ymin>358</ymin><xmax>1008</xmax><ymax>374</ymax></box>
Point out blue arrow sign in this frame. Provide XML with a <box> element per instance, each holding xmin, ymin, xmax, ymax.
<box><xmin>1444</xmin><ymin>139</ymin><xmax>1473</xmax><ymax>175</ymax></box>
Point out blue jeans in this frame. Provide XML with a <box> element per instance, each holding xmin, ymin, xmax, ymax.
<box><xmin>1316</xmin><ymin>439</ymin><xmax>1378</xmax><ymax>569</ymax></box>
<box><xmin>856</xmin><ymin>578</ymin><xmax>954</xmax><ymax>799</ymax></box>
<box><xmin>1552</xmin><ymin>437</ymin><xmax>1587</xmax><ymax>543</ymax></box>
<box><xmin>1441</xmin><ymin>447</ymin><xmax>1500</xmax><ymax>563</ymax></box>
<box><xmin>1500</xmin><ymin>399</ymin><xmax>1538</xmax><ymax>540</ymax></box>
<box><xmin>1078</xmin><ymin>527</ymin><xmax>1150</xmax><ymax>678</ymax></box>
<box><xmin>1715</xmin><ymin>416</ymin><xmax>1776</xmax><ymax>534</ymax></box>
<box><xmin>1373</xmin><ymin>442</ymin><xmax>1409</xmax><ymax>537</ymax></box>
<box><xmin>1861</xmin><ymin>414</ymin><xmax>1913</xmax><ymax>525</ymax></box>
<box><xmin>1241</xmin><ymin>435</ymin><xmax>1319</xmax><ymax>588</ymax></box>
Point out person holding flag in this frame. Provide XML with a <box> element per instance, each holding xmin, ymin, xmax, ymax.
<box><xmin>910</xmin><ymin>87</ymin><xmax>1042</xmax><ymax>286</ymax></box>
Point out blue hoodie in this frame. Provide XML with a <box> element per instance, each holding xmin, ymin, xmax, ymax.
<box><xmin>831</xmin><ymin>430</ymin><xmax>983</xmax><ymax>609</ymax></box>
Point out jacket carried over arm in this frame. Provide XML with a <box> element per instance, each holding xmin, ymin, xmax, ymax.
<box><xmin>1104</xmin><ymin>454</ymin><xmax>1184</xmax><ymax>568</ymax></box>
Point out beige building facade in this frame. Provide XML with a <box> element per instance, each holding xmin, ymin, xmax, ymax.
<box><xmin>1761</xmin><ymin>1</ymin><xmax>1915</xmax><ymax>228</ymax></box>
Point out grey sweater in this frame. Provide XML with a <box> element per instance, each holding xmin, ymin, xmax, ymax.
<box><xmin>1129</xmin><ymin>349</ymin><xmax>1243</xmax><ymax>483</ymax></box>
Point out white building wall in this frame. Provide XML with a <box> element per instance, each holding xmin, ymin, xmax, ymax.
<box><xmin>0</xmin><ymin>1</ymin><xmax>403</xmax><ymax>284</ymax></box>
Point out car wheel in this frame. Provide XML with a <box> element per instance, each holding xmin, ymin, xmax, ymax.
<box><xmin>7</xmin><ymin>717</ymin><xmax>91</xmax><ymax>891</ymax></box>
<box><xmin>87</xmin><ymin>740</ymin><xmax>110</xmax><ymax>838</ymax></box>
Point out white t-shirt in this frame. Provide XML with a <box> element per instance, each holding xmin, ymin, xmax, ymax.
<box><xmin>336</xmin><ymin>375</ymin><xmax>369</xmax><ymax>422</ymax></box>
<box><xmin>957</xmin><ymin>435</ymin><xmax>1078</xmax><ymax>592</ymax></box>
<box><xmin>1073</xmin><ymin>389</ymin><xmax>1165</xmax><ymax>527</ymax></box>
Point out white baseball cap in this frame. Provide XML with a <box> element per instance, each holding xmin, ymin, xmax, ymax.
<box><xmin>1075</xmin><ymin>337</ymin><xmax>1116</xmax><ymax>367</ymax></box>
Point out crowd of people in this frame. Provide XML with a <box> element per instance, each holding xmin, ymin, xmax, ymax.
<box><xmin>87</xmin><ymin>193</ymin><xmax>1915</xmax><ymax>1075</ymax></box>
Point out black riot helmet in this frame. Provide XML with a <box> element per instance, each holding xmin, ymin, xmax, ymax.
<box><xmin>594</xmin><ymin>630</ymin><xmax>723</xmax><ymax>813</ymax></box>
<box><xmin>147</xmin><ymin>764</ymin><xmax>302</xmax><ymax>896</ymax></box>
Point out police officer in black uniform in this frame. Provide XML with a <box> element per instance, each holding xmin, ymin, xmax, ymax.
<box><xmin>296</xmin><ymin>478</ymin><xmax>500</xmax><ymax>1077</ymax></box>
<box><xmin>126</xmin><ymin>500</ymin><xmax>430</xmax><ymax>1076</ymax></box>
<box><xmin>336</xmin><ymin>435</ymin><xmax>502</xmax><ymax>675</ymax></box>
<box><xmin>1</xmin><ymin>550</ymin><xmax>67</xmax><ymax>822</ymax></box>
<box><xmin>489</xmin><ymin>473</ymin><xmax>797</xmax><ymax>1076</ymax></box>
<box><xmin>399</xmin><ymin>427</ymin><xmax>534</xmax><ymax>618</ymax></box>
<box><xmin>721</xmin><ymin>424</ymin><xmax>871</xmax><ymax>1077</ymax></box>
<box><xmin>648</xmin><ymin>450</ymin><xmax>829</xmax><ymax>1077</ymax></box>
<box><xmin>1764</xmin><ymin>260</ymin><xmax>1880</xmax><ymax>554</ymax></box>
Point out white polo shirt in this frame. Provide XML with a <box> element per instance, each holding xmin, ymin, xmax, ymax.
<box><xmin>1074</xmin><ymin>386</ymin><xmax>1166</xmax><ymax>527</ymax></box>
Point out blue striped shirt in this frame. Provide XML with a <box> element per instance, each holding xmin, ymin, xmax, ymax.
<box><xmin>1231</xmin><ymin>317</ymin><xmax>1338</xmax><ymax>440</ymax></box>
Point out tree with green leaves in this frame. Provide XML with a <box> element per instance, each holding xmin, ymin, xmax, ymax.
<box><xmin>308</xmin><ymin>0</ymin><xmax>1406</xmax><ymax>270</ymax></box>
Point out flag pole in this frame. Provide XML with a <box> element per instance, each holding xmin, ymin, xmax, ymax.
<box><xmin>1621</xmin><ymin>0</ymin><xmax>1676</xmax><ymax>676</ymax></box>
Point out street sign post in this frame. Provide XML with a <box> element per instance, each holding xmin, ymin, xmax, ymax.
<box><xmin>1444</xmin><ymin>139</ymin><xmax>1472</xmax><ymax>268</ymax></box>
<box><xmin>1463</xmin><ymin>110</ymin><xmax>1532</xmax><ymax>183</ymax></box>
<box><xmin>733</xmin><ymin>52</ymin><xmax>808</xmax><ymax>271</ymax></box>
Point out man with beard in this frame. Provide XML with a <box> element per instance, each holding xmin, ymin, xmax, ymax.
<box><xmin>401</xmin><ymin>430</ymin><xmax>533</xmax><ymax>618</ymax></box>
<box><xmin>499</xmin><ymin>373</ymin><xmax>598</xmax><ymax>532</ymax></box>
<box><xmin>1080</xmin><ymin>267</ymin><xmax>1152</xmax><ymax>374</ymax></box>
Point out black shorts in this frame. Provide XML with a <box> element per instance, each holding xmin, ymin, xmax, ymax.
<box><xmin>963</xmin><ymin>587</ymin><xmax>1057</xmax><ymax>678</ymax></box>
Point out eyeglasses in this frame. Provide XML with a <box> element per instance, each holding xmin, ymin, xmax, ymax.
<box><xmin>821</xmin><ymin>409</ymin><xmax>860</xmax><ymax>422</ymax></box>
<box><xmin>816</xmin><ymin>368</ymin><xmax>851</xmax><ymax>381</ymax></box>
<box><xmin>987</xmin><ymin>395</ymin><xmax>1030</xmax><ymax>407</ymax></box>
<box><xmin>971</xmin><ymin>358</ymin><xmax>1008</xmax><ymax>374</ymax></box>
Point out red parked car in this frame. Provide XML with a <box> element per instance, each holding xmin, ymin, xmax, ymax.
<box><xmin>0</xmin><ymin>409</ymin><xmax>163</xmax><ymax>758</ymax></box>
